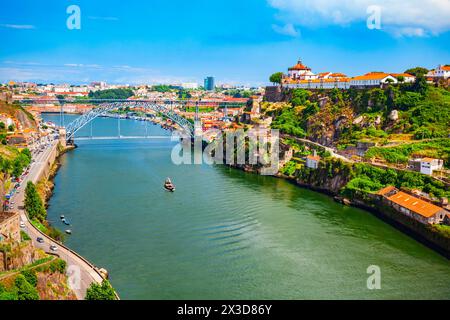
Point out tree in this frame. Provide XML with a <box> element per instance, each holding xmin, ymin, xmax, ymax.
<box><xmin>0</xmin><ymin>122</ymin><xmax>5</xmax><ymax>130</ymax></box>
<box><xmin>20</xmin><ymin>270</ymin><xmax>38</xmax><ymax>287</ymax></box>
<box><xmin>411</xmin><ymin>75</ymin><xmax>428</xmax><ymax>95</ymax></box>
<box><xmin>269</xmin><ymin>72</ymin><xmax>283</xmax><ymax>85</ymax></box>
<box><xmin>85</xmin><ymin>280</ymin><xmax>116</xmax><ymax>300</ymax></box>
<box><xmin>396</xmin><ymin>75</ymin><xmax>405</xmax><ymax>83</ymax></box>
<box><xmin>8</xmin><ymin>124</ymin><xmax>14</xmax><ymax>132</ymax></box>
<box><xmin>24</xmin><ymin>181</ymin><xmax>47</xmax><ymax>222</ymax></box>
<box><xmin>14</xmin><ymin>275</ymin><xmax>39</xmax><ymax>300</ymax></box>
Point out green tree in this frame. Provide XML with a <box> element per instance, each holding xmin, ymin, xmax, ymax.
<box><xmin>24</xmin><ymin>181</ymin><xmax>47</xmax><ymax>222</ymax></box>
<box><xmin>0</xmin><ymin>122</ymin><xmax>5</xmax><ymax>130</ymax></box>
<box><xmin>20</xmin><ymin>270</ymin><xmax>38</xmax><ymax>287</ymax></box>
<box><xmin>8</xmin><ymin>124</ymin><xmax>14</xmax><ymax>132</ymax></box>
<box><xmin>85</xmin><ymin>280</ymin><xmax>116</xmax><ymax>300</ymax></box>
<box><xmin>14</xmin><ymin>275</ymin><xmax>39</xmax><ymax>300</ymax></box>
<box><xmin>269</xmin><ymin>72</ymin><xmax>283</xmax><ymax>85</ymax></box>
<box><xmin>404</xmin><ymin>67</ymin><xmax>429</xmax><ymax>77</ymax></box>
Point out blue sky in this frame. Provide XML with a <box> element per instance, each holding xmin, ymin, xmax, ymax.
<box><xmin>0</xmin><ymin>0</ymin><xmax>449</xmax><ymax>85</ymax></box>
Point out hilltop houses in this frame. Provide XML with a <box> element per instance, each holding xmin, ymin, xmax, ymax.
<box><xmin>427</xmin><ymin>64</ymin><xmax>450</xmax><ymax>80</ymax></box>
<box><xmin>281</xmin><ymin>59</ymin><xmax>416</xmax><ymax>89</ymax></box>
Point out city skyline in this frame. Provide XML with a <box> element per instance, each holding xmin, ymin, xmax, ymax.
<box><xmin>1</xmin><ymin>0</ymin><xmax>449</xmax><ymax>86</ymax></box>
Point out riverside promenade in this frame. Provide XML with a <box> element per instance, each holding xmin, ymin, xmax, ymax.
<box><xmin>10</xmin><ymin>140</ymin><xmax>108</xmax><ymax>299</ymax></box>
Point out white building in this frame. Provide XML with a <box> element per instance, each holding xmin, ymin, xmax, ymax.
<box><xmin>181</xmin><ymin>82</ymin><xmax>199</xmax><ymax>89</ymax></box>
<box><xmin>287</xmin><ymin>59</ymin><xmax>317</xmax><ymax>80</ymax></box>
<box><xmin>306</xmin><ymin>152</ymin><xmax>320</xmax><ymax>169</ymax></box>
<box><xmin>390</xmin><ymin>73</ymin><xmax>416</xmax><ymax>83</ymax></box>
<box><xmin>350</xmin><ymin>72</ymin><xmax>398</xmax><ymax>87</ymax></box>
<box><xmin>420</xmin><ymin>158</ymin><xmax>444</xmax><ymax>175</ymax></box>
<box><xmin>427</xmin><ymin>65</ymin><xmax>450</xmax><ymax>79</ymax></box>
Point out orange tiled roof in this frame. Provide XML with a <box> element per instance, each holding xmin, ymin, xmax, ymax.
<box><xmin>387</xmin><ymin>191</ymin><xmax>444</xmax><ymax>218</ymax></box>
<box><xmin>441</xmin><ymin>65</ymin><xmax>450</xmax><ymax>71</ymax></box>
<box><xmin>307</xmin><ymin>155</ymin><xmax>321</xmax><ymax>161</ymax></box>
<box><xmin>378</xmin><ymin>185</ymin><xmax>397</xmax><ymax>196</ymax></box>
<box><xmin>421</xmin><ymin>157</ymin><xmax>437</xmax><ymax>162</ymax></box>
<box><xmin>288</xmin><ymin>60</ymin><xmax>311</xmax><ymax>71</ymax></box>
<box><xmin>390</xmin><ymin>73</ymin><xmax>414</xmax><ymax>78</ymax></box>
<box><xmin>330</xmin><ymin>73</ymin><xmax>347</xmax><ymax>78</ymax></box>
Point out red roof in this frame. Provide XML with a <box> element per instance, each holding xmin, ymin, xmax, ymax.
<box><xmin>288</xmin><ymin>60</ymin><xmax>311</xmax><ymax>71</ymax></box>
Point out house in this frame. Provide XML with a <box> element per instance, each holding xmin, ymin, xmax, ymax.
<box><xmin>350</xmin><ymin>72</ymin><xmax>398</xmax><ymax>87</ymax></box>
<box><xmin>0</xmin><ymin>211</ymin><xmax>20</xmax><ymax>243</ymax></box>
<box><xmin>390</xmin><ymin>73</ymin><xmax>416</xmax><ymax>83</ymax></box>
<box><xmin>287</xmin><ymin>59</ymin><xmax>317</xmax><ymax>80</ymax></box>
<box><xmin>420</xmin><ymin>158</ymin><xmax>444</xmax><ymax>175</ymax></box>
<box><xmin>378</xmin><ymin>186</ymin><xmax>448</xmax><ymax>224</ymax></box>
<box><xmin>6</xmin><ymin>134</ymin><xmax>27</xmax><ymax>146</ymax></box>
<box><xmin>426</xmin><ymin>65</ymin><xmax>450</xmax><ymax>80</ymax></box>
<box><xmin>306</xmin><ymin>151</ymin><xmax>320</xmax><ymax>169</ymax></box>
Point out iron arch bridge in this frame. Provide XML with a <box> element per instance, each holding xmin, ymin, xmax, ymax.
<box><xmin>16</xmin><ymin>98</ymin><xmax>248</xmax><ymax>141</ymax></box>
<box><xmin>64</xmin><ymin>101</ymin><xmax>194</xmax><ymax>141</ymax></box>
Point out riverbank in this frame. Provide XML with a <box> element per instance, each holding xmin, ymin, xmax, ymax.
<box><xmin>20</xmin><ymin>139</ymin><xmax>118</xmax><ymax>299</ymax></box>
<box><xmin>271</xmin><ymin>159</ymin><xmax>450</xmax><ymax>258</ymax></box>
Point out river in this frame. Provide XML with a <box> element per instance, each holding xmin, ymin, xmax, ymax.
<box><xmin>42</xmin><ymin>113</ymin><xmax>450</xmax><ymax>300</ymax></box>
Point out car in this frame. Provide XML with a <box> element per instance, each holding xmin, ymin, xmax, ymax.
<box><xmin>20</xmin><ymin>221</ymin><xmax>25</xmax><ymax>228</ymax></box>
<box><xmin>50</xmin><ymin>244</ymin><xmax>58</xmax><ymax>252</ymax></box>
<box><xmin>37</xmin><ymin>237</ymin><xmax>44</xmax><ymax>243</ymax></box>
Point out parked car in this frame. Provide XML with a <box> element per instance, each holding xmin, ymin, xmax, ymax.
<box><xmin>37</xmin><ymin>237</ymin><xmax>44</xmax><ymax>243</ymax></box>
<box><xmin>50</xmin><ymin>244</ymin><xmax>58</xmax><ymax>252</ymax></box>
<box><xmin>20</xmin><ymin>221</ymin><xmax>25</xmax><ymax>228</ymax></box>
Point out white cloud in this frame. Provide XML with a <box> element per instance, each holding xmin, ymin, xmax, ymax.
<box><xmin>0</xmin><ymin>24</ymin><xmax>35</xmax><ymax>29</ymax></box>
<box><xmin>268</xmin><ymin>0</ymin><xmax>450</xmax><ymax>36</ymax></box>
<box><xmin>272</xmin><ymin>23</ymin><xmax>300</xmax><ymax>37</ymax></box>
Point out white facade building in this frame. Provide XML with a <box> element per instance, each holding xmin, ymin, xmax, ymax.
<box><xmin>420</xmin><ymin>158</ymin><xmax>444</xmax><ymax>175</ymax></box>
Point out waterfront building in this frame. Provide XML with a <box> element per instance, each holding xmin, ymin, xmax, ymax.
<box><xmin>204</xmin><ymin>77</ymin><xmax>215</xmax><ymax>91</ymax></box>
<box><xmin>0</xmin><ymin>211</ymin><xmax>20</xmax><ymax>243</ymax></box>
<box><xmin>378</xmin><ymin>186</ymin><xmax>448</xmax><ymax>224</ymax></box>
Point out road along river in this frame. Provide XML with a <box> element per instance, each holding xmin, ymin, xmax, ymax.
<box><xmin>42</xmin><ymin>113</ymin><xmax>450</xmax><ymax>300</ymax></box>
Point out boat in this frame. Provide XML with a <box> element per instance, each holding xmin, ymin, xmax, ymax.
<box><xmin>164</xmin><ymin>178</ymin><xmax>175</xmax><ymax>192</ymax></box>
<box><xmin>60</xmin><ymin>215</ymin><xmax>65</xmax><ymax>219</ymax></box>
<box><xmin>63</xmin><ymin>219</ymin><xmax>70</xmax><ymax>226</ymax></box>
<box><xmin>65</xmin><ymin>229</ymin><xmax>72</xmax><ymax>234</ymax></box>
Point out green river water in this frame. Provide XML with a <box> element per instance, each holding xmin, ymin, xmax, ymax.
<box><xmin>43</xmin><ymin>114</ymin><xmax>450</xmax><ymax>299</ymax></box>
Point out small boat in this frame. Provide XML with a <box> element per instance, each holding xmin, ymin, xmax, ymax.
<box><xmin>60</xmin><ymin>215</ymin><xmax>65</xmax><ymax>219</ymax></box>
<box><xmin>63</xmin><ymin>219</ymin><xmax>71</xmax><ymax>226</ymax></box>
<box><xmin>65</xmin><ymin>229</ymin><xmax>72</xmax><ymax>234</ymax></box>
<box><xmin>164</xmin><ymin>177</ymin><xmax>175</xmax><ymax>192</ymax></box>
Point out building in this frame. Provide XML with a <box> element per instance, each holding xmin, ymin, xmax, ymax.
<box><xmin>378</xmin><ymin>186</ymin><xmax>448</xmax><ymax>224</ymax></box>
<box><xmin>204</xmin><ymin>77</ymin><xmax>215</xmax><ymax>91</ymax></box>
<box><xmin>350</xmin><ymin>72</ymin><xmax>398</xmax><ymax>87</ymax></box>
<box><xmin>390</xmin><ymin>73</ymin><xmax>416</xmax><ymax>83</ymax></box>
<box><xmin>181</xmin><ymin>82</ymin><xmax>199</xmax><ymax>89</ymax></box>
<box><xmin>287</xmin><ymin>59</ymin><xmax>317</xmax><ymax>80</ymax></box>
<box><xmin>426</xmin><ymin>65</ymin><xmax>450</xmax><ymax>80</ymax></box>
<box><xmin>306</xmin><ymin>151</ymin><xmax>320</xmax><ymax>169</ymax></box>
<box><xmin>419</xmin><ymin>158</ymin><xmax>444</xmax><ymax>175</ymax></box>
<box><xmin>0</xmin><ymin>211</ymin><xmax>20</xmax><ymax>243</ymax></box>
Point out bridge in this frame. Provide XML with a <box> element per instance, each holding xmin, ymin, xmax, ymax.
<box><xmin>17</xmin><ymin>99</ymin><xmax>247</xmax><ymax>141</ymax></box>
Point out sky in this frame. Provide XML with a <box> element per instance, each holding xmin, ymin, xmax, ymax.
<box><xmin>0</xmin><ymin>0</ymin><xmax>449</xmax><ymax>86</ymax></box>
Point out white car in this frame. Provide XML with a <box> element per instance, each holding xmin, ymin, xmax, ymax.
<box><xmin>50</xmin><ymin>244</ymin><xmax>58</xmax><ymax>252</ymax></box>
<box><xmin>20</xmin><ymin>221</ymin><xmax>25</xmax><ymax>228</ymax></box>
